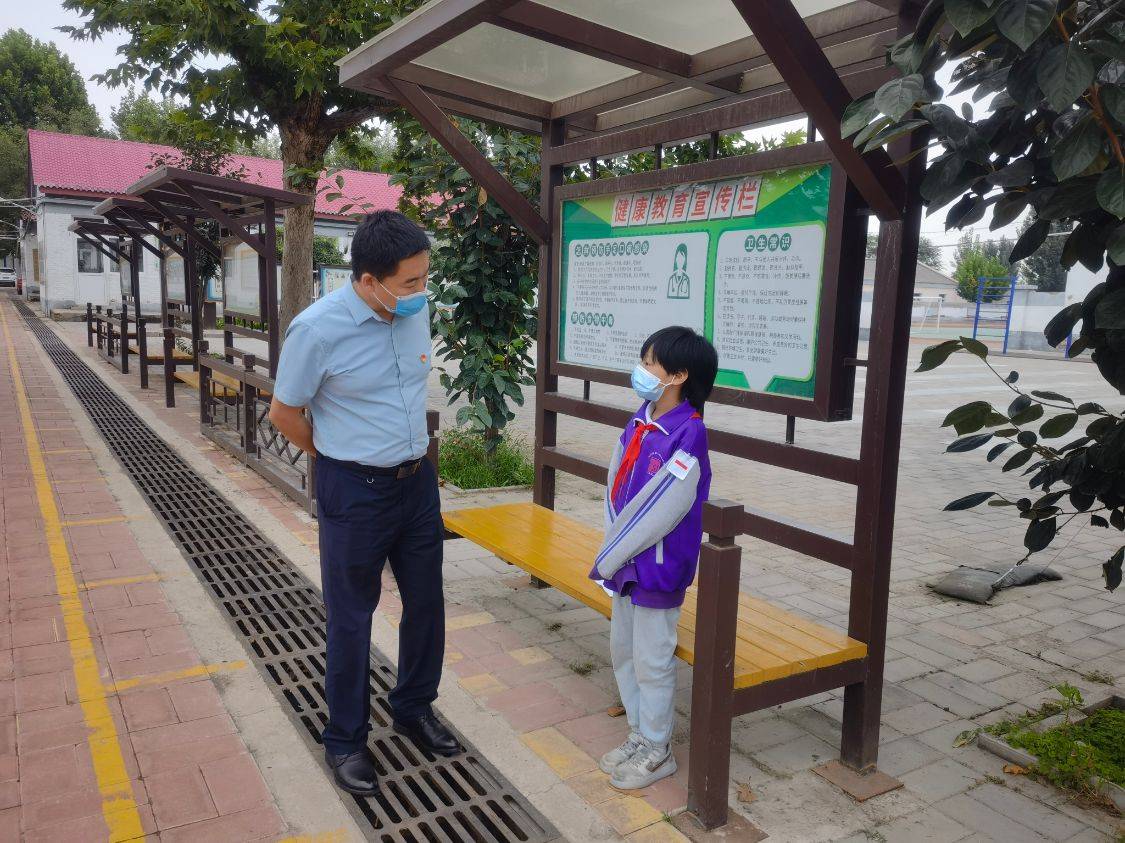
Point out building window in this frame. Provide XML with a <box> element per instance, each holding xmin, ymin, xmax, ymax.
<box><xmin>76</xmin><ymin>240</ymin><xmax>103</xmax><ymax>273</ymax></box>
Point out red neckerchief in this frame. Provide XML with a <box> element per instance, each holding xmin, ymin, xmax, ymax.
<box><xmin>611</xmin><ymin>420</ymin><xmax>658</xmax><ymax>507</ymax></box>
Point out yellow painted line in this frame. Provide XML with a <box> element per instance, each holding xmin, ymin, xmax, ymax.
<box><xmin>0</xmin><ymin>304</ymin><xmax>147</xmax><ymax>841</ymax></box>
<box><xmin>276</xmin><ymin>830</ymin><xmax>348</xmax><ymax>843</ymax></box>
<box><xmin>106</xmin><ymin>660</ymin><xmax>248</xmax><ymax>694</ymax></box>
<box><xmin>79</xmin><ymin>573</ymin><xmax>161</xmax><ymax>592</ymax></box>
<box><xmin>62</xmin><ymin>515</ymin><xmax>131</xmax><ymax>528</ymax></box>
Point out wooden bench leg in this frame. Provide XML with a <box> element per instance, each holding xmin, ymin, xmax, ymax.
<box><xmin>687</xmin><ymin>501</ymin><xmax>743</xmax><ymax>830</ymax></box>
<box><xmin>198</xmin><ymin>341</ymin><xmax>211</xmax><ymax>426</ymax></box>
<box><xmin>163</xmin><ymin>328</ymin><xmax>176</xmax><ymax>408</ymax></box>
<box><xmin>120</xmin><ymin>302</ymin><xmax>129</xmax><ymax>375</ymax></box>
<box><xmin>137</xmin><ymin>317</ymin><xmax>149</xmax><ymax>389</ymax></box>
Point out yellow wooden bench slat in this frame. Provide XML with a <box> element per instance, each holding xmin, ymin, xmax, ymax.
<box><xmin>448</xmin><ymin>502</ymin><xmax>865</xmax><ymax>684</ymax></box>
<box><xmin>442</xmin><ymin>502</ymin><xmax>867</xmax><ymax>690</ymax></box>
<box><xmin>174</xmin><ymin>370</ymin><xmax>243</xmax><ymax>397</ymax></box>
<box><xmin>445</xmin><ymin>504</ymin><xmax>773</xmax><ymax>679</ymax></box>
<box><xmin>445</xmin><ymin>503</ymin><xmax>845</xmax><ymax>685</ymax></box>
<box><xmin>130</xmin><ymin>344</ymin><xmax>192</xmax><ymax>363</ymax></box>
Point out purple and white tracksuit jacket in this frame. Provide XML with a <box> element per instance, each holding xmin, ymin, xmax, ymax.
<box><xmin>588</xmin><ymin>400</ymin><xmax>712</xmax><ymax>608</ymax></box>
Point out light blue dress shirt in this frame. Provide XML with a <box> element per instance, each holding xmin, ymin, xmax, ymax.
<box><xmin>273</xmin><ymin>282</ymin><xmax>431</xmax><ymax>467</ymax></box>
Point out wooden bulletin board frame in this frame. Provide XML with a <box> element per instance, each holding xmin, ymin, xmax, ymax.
<box><xmin>550</xmin><ymin>142</ymin><xmax>867</xmax><ymax>422</ymax></box>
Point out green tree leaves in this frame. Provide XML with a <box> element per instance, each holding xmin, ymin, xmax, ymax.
<box><xmin>0</xmin><ymin>28</ymin><xmax>104</xmax><ymax>259</ymax></box>
<box><xmin>392</xmin><ymin>117</ymin><xmax>539</xmax><ymax>451</ymax></box>
<box><xmin>1038</xmin><ymin>41</ymin><xmax>1095</xmax><ymax>112</ymax></box>
<box><xmin>918</xmin><ymin>333</ymin><xmax>1122</xmax><ymax>590</ymax></box>
<box><xmin>995</xmin><ymin>0</ymin><xmax>1057</xmax><ymax>51</ymax></box>
<box><xmin>844</xmin><ymin>0</ymin><xmax>1125</xmax><ymax>394</ymax></box>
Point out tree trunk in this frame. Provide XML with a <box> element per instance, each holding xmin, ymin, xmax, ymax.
<box><xmin>278</xmin><ymin>121</ymin><xmax>331</xmax><ymax>337</ymax></box>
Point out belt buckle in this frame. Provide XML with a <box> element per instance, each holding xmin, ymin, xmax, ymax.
<box><xmin>396</xmin><ymin>461</ymin><xmax>419</xmax><ymax>480</ymax></box>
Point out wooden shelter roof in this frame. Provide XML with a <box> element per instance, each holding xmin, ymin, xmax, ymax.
<box><xmin>125</xmin><ymin>167</ymin><xmax>310</xmax><ymax>222</ymax></box>
<box><xmin>338</xmin><ymin>0</ymin><xmax>902</xmax><ymax>137</ymax></box>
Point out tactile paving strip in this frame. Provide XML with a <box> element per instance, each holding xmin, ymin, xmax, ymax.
<box><xmin>15</xmin><ymin>297</ymin><xmax>558</xmax><ymax>843</ymax></box>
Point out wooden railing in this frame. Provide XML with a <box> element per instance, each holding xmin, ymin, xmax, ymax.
<box><xmin>196</xmin><ymin>338</ymin><xmax>443</xmax><ymax>518</ymax></box>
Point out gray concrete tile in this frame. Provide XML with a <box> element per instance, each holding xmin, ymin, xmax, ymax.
<box><xmin>900</xmin><ymin>757</ymin><xmax>981</xmax><ymax>801</ymax></box>
<box><xmin>934</xmin><ymin>793</ymin><xmax>1050</xmax><ymax>842</ymax></box>
<box><xmin>878</xmin><ymin>806</ymin><xmax>972</xmax><ymax>842</ymax></box>
<box><xmin>970</xmin><ymin>783</ymin><xmax>1088</xmax><ymax>841</ymax></box>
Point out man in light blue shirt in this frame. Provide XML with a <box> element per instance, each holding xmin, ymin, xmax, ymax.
<box><xmin>270</xmin><ymin>211</ymin><xmax>460</xmax><ymax>798</ymax></box>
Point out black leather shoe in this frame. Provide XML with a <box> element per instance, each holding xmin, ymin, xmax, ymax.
<box><xmin>324</xmin><ymin>748</ymin><xmax>380</xmax><ymax>796</ymax></box>
<box><xmin>393</xmin><ymin>712</ymin><xmax>464</xmax><ymax>757</ymax></box>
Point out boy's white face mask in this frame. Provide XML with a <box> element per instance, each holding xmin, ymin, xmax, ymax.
<box><xmin>631</xmin><ymin>364</ymin><xmax>668</xmax><ymax>402</ymax></box>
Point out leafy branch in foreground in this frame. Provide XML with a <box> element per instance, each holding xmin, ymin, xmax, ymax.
<box><xmin>920</xmin><ymin>336</ymin><xmax>1121</xmax><ymax>591</ymax></box>
<box><xmin>846</xmin><ymin>0</ymin><xmax>1125</xmax><ymax>386</ymax></box>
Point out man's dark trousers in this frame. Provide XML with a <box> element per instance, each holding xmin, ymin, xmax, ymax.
<box><xmin>316</xmin><ymin>455</ymin><xmax>444</xmax><ymax>755</ymax></box>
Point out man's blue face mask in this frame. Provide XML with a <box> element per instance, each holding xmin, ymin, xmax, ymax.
<box><xmin>377</xmin><ymin>280</ymin><xmax>428</xmax><ymax>317</ymax></box>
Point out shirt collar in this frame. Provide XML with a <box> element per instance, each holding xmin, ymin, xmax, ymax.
<box><xmin>342</xmin><ymin>280</ymin><xmax>388</xmax><ymax>326</ymax></box>
<box><xmin>637</xmin><ymin>400</ymin><xmax>695</xmax><ymax>435</ymax></box>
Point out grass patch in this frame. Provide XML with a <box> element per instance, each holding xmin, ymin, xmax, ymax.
<box><xmin>438</xmin><ymin>428</ymin><xmax>533</xmax><ymax>490</ymax></box>
<box><xmin>1084</xmin><ymin>670</ymin><xmax>1116</xmax><ymax>685</ymax></box>
<box><xmin>987</xmin><ymin>684</ymin><xmax>1125</xmax><ymax>809</ymax></box>
<box><xmin>569</xmin><ymin>660</ymin><xmax>595</xmax><ymax>677</ymax></box>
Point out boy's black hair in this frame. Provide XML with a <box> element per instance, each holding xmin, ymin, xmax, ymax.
<box><xmin>641</xmin><ymin>326</ymin><xmax>718</xmax><ymax>412</ymax></box>
<box><xmin>350</xmin><ymin>210</ymin><xmax>431</xmax><ymax>280</ymax></box>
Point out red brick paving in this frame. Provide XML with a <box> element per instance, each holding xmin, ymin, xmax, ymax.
<box><xmin>14</xmin><ymin>307</ymin><xmax>700</xmax><ymax>836</ymax></box>
<box><xmin>0</xmin><ymin>298</ymin><xmax>286</xmax><ymax>840</ymax></box>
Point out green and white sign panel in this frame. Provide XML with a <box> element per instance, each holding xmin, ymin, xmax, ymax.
<box><xmin>559</xmin><ymin>164</ymin><xmax>830</xmax><ymax>399</ymax></box>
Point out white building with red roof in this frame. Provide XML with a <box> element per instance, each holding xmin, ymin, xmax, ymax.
<box><xmin>21</xmin><ymin>129</ymin><xmax>408</xmax><ymax>315</ymax></box>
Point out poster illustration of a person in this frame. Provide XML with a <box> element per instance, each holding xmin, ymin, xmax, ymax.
<box><xmin>667</xmin><ymin>243</ymin><xmax>690</xmax><ymax>299</ymax></box>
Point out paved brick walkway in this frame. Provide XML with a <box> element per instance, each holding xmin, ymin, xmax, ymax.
<box><xmin>27</xmin><ymin>308</ymin><xmax>1125</xmax><ymax>842</ymax></box>
<box><xmin>0</xmin><ymin>298</ymin><xmax>286</xmax><ymax>841</ymax></box>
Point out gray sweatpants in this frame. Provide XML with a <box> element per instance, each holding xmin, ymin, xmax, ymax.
<box><xmin>609</xmin><ymin>593</ymin><xmax>681</xmax><ymax>747</ymax></box>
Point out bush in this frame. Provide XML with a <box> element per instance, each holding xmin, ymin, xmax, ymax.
<box><xmin>438</xmin><ymin>428</ymin><xmax>533</xmax><ymax>490</ymax></box>
<box><xmin>954</xmin><ymin>250</ymin><xmax>1011</xmax><ymax>302</ymax></box>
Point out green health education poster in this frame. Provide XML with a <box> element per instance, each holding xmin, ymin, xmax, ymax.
<box><xmin>559</xmin><ymin>163</ymin><xmax>830</xmax><ymax>398</ymax></box>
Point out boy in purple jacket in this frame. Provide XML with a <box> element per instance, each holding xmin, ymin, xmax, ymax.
<box><xmin>589</xmin><ymin>326</ymin><xmax>718</xmax><ymax>790</ymax></box>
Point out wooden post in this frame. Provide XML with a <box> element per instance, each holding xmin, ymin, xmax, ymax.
<box><xmin>533</xmin><ymin>118</ymin><xmax>565</xmax><ymax>509</ymax></box>
<box><xmin>137</xmin><ymin>314</ymin><xmax>149</xmax><ymax>389</ymax></box>
<box><xmin>95</xmin><ymin>305</ymin><xmax>104</xmax><ymax>350</ymax></box>
<box><xmin>106</xmin><ymin>308</ymin><xmax>115</xmax><ymax>360</ymax></box>
<box><xmin>687</xmin><ymin>500</ymin><xmax>744</xmax><ymax>830</ymax></box>
<box><xmin>86</xmin><ymin>303</ymin><xmax>94</xmax><ymax>347</ymax></box>
<box><xmin>187</xmin><ymin>230</ymin><xmax>202</xmax><ymax>373</ymax></box>
<box><xmin>198</xmin><ymin>340</ymin><xmax>211</xmax><ymax>426</ymax></box>
<box><xmin>840</xmin><ymin>1</ymin><xmax>928</xmax><ymax>773</ymax></box>
<box><xmin>262</xmin><ymin>200</ymin><xmax>279</xmax><ymax>378</ymax></box>
<box><xmin>132</xmin><ymin>239</ymin><xmax>147</xmax><ymax>389</ymax></box>
<box><xmin>243</xmin><ymin>354</ymin><xmax>258</xmax><ymax>457</ymax></box>
<box><xmin>164</xmin><ymin>326</ymin><xmax>176</xmax><ymax>407</ymax></box>
<box><xmin>120</xmin><ymin>300</ymin><xmax>129</xmax><ymax>374</ymax></box>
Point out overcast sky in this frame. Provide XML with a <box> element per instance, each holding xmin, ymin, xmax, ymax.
<box><xmin>12</xmin><ymin>1</ymin><xmax>1027</xmax><ymax>271</ymax></box>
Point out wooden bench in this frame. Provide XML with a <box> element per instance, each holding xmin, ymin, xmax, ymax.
<box><xmin>130</xmin><ymin>343</ymin><xmax>192</xmax><ymax>365</ymax></box>
<box><xmin>443</xmin><ymin>502</ymin><xmax>865</xmax><ymax>689</ymax></box>
<box><xmin>174</xmin><ymin>369</ymin><xmax>247</xmax><ymax>398</ymax></box>
<box><xmin>441</xmin><ymin>496</ymin><xmax>870</xmax><ymax>827</ymax></box>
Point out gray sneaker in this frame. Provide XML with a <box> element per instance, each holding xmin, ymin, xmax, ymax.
<box><xmin>610</xmin><ymin>742</ymin><xmax>677</xmax><ymax>790</ymax></box>
<box><xmin>598</xmin><ymin>732</ymin><xmax>644</xmax><ymax>774</ymax></box>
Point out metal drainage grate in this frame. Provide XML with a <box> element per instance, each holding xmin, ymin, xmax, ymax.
<box><xmin>14</xmin><ymin>298</ymin><xmax>558</xmax><ymax>843</ymax></box>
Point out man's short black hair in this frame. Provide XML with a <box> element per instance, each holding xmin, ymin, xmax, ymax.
<box><xmin>641</xmin><ymin>326</ymin><xmax>719</xmax><ymax>412</ymax></box>
<box><xmin>350</xmin><ymin>210</ymin><xmax>431</xmax><ymax>280</ymax></box>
